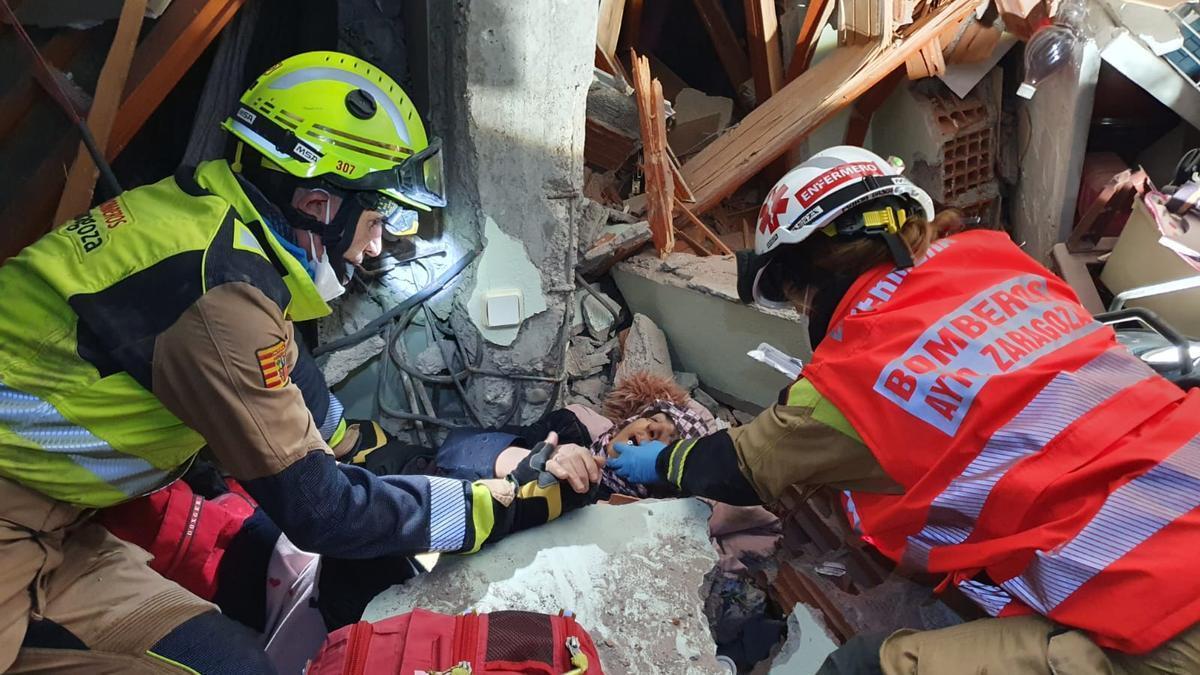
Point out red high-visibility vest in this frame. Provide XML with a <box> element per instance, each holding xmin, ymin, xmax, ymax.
<box><xmin>804</xmin><ymin>230</ymin><xmax>1200</xmax><ymax>654</ymax></box>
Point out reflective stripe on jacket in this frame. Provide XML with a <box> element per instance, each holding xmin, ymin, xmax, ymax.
<box><xmin>0</xmin><ymin>160</ymin><xmax>328</xmax><ymax>506</ymax></box>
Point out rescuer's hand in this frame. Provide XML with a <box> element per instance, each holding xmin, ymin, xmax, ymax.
<box><xmin>608</xmin><ymin>439</ymin><xmax>667</xmax><ymax>484</ymax></box>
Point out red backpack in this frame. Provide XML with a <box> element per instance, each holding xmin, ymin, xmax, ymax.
<box><xmin>307</xmin><ymin>609</ymin><xmax>604</xmax><ymax>675</ymax></box>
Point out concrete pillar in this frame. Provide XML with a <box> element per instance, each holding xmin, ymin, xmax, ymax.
<box><xmin>1011</xmin><ymin>40</ymin><xmax>1100</xmax><ymax>263</ymax></box>
<box><xmin>426</xmin><ymin>0</ymin><xmax>598</xmax><ymax>424</ymax></box>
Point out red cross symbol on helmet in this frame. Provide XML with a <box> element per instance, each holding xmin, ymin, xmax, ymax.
<box><xmin>758</xmin><ymin>182</ymin><xmax>791</xmax><ymax>235</ymax></box>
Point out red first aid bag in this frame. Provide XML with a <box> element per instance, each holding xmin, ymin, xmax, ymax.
<box><xmin>307</xmin><ymin>608</ymin><xmax>604</xmax><ymax>675</ymax></box>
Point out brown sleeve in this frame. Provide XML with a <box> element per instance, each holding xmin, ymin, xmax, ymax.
<box><xmin>726</xmin><ymin>403</ymin><xmax>902</xmax><ymax>502</ymax></box>
<box><xmin>152</xmin><ymin>282</ymin><xmax>330</xmax><ymax>480</ymax></box>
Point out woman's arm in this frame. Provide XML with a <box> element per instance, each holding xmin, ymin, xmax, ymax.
<box><xmin>617</xmin><ymin>379</ymin><xmax>902</xmax><ymax>504</ymax></box>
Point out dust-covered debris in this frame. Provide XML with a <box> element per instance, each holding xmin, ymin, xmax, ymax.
<box><xmin>364</xmin><ymin>500</ymin><xmax>724</xmax><ymax>674</ymax></box>
<box><xmin>615</xmin><ymin>313</ymin><xmax>673</xmax><ymax>384</ymax></box>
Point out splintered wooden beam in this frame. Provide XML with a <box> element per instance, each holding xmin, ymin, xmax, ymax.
<box><xmin>904</xmin><ymin>35</ymin><xmax>946</xmax><ymax>78</ymax></box>
<box><xmin>839</xmin><ymin>0</ymin><xmax>892</xmax><ymax>45</ymax></box>
<box><xmin>744</xmin><ymin>0</ymin><xmax>784</xmax><ymax>104</ymax></box>
<box><xmin>786</xmin><ymin>0</ymin><xmax>835</xmax><ymax>80</ymax></box>
<box><xmin>55</xmin><ymin>0</ymin><xmax>148</xmax><ymax>223</ymax></box>
<box><xmin>631</xmin><ymin>51</ymin><xmax>675</xmax><ymax>257</ymax></box>
<box><xmin>691</xmin><ymin>0</ymin><xmax>752</xmax><ymax>93</ymax></box>
<box><xmin>108</xmin><ymin>0</ymin><xmax>249</xmax><ymax>160</ymax></box>
<box><xmin>681</xmin><ymin>0</ymin><xmax>980</xmax><ymax>214</ymax></box>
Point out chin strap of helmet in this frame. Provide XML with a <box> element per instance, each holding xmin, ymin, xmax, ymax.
<box><xmin>239</xmin><ymin>151</ymin><xmax>364</xmax><ymax>282</ymax></box>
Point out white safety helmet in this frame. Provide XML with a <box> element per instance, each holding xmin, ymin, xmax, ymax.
<box><xmin>736</xmin><ymin>145</ymin><xmax>934</xmax><ymax>309</ymax></box>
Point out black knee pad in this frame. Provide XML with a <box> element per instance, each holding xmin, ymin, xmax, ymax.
<box><xmin>150</xmin><ymin>611</ymin><xmax>276</xmax><ymax>674</ymax></box>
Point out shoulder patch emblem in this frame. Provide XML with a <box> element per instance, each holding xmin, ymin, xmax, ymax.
<box><xmin>256</xmin><ymin>339</ymin><xmax>290</xmax><ymax>390</ymax></box>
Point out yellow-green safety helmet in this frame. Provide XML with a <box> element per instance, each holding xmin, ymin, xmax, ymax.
<box><xmin>222</xmin><ymin>51</ymin><xmax>444</xmax><ymax>236</ymax></box>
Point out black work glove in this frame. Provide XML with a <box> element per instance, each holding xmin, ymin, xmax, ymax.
<box><xmin>464</xmin><ymin>441</ymin><xmax>602</xmax><ymax>553</ymax></box>
<box><xmin>341</xmin><ymin>420</ymin><xmax>437</xmax><ymax>476</ymax></box>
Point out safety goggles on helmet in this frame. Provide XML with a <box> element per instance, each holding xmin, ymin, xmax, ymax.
<box><xmin>328</xmin><ymin>139</ymin><xmax>446</xmax><ymax>211</ymax></box>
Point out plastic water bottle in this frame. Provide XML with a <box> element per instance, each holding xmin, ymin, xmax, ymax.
<box><xmin>1016</xmin><ymin>0</ymin><xmax>1086</xmax><ymax>99</ymax></box>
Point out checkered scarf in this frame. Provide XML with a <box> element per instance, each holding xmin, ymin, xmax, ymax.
<box><xmin>593</xmin><ymin>400</ymin><xmax>714</xmax><ymax>497</ymax></box>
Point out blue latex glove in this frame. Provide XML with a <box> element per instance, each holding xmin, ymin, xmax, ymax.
<box><xmin>608</xmin><ymin>440</ymin><xmax>667</xmax><ymax>484</ymax></box>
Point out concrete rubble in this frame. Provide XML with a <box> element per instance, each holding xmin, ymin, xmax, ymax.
<box><xmin>615</xmin><ymin>313</ymin><xmax>674</xmax><ymax>384</ymax></box>
<box><xmin>613</xmin><ymin>254</ymin><xmax>808</xmax><ymax>407</ymax></box>
<box><xmin>578</xmin><ymin>221</ymin><xmax>653</xmax><ymax>277</ymax></box>
<box><xmin>320</xmin><ymin>335</ymin><xmax>385</xmax><ymax>389</ymax></box>
<box><xmin>568</xmin><ymin>375</ymin><xmax>609</xmax><ymax>407</ymax></box>
<box><xmin>581</xmin><ymin>291</ymin><xmax>618</xmax><ymax>339</ymax></box>
<box><xmin>566</xmin><ymin>336</ymin><xmax>619</xmax><ymax>379</ymax></box>
<box><xmin>364</xmin><ymin>499</ymin><xmax>725</xmax><ymax>674</ymax></box>
<box><xmin>674</xmin><ymin>371</ymin><xmax>700</xmax><ymax>394</ymax></box>
<box><xmin>768</xmin><ymin>604</ymin><xmax>839</xmax><ymax>674</ymax></box>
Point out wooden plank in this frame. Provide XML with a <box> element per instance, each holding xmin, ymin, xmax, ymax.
<box><xmin>691</xmin><ymin>0</ymin><xmax>752</xmax><ymax>93</ymax></box>
<box><xmin>108</xmin><ymin>0</ymin><xmax>249</xmax><ymax>160</ymax></box>
<box><xmin>681</xmin><ymin>0</ymin><xmax>980</xmax><ymax>214</ymax></box>
<box><xmin>0</xmin><ymin>134</ymin><xmax>77</xmax><ymax>260</ymax></box>
<box><xmin>676</xmin><ymin>201</ymin><xmax>735</xmax><ymax>255</ymax></box>
<box><xmin>786</xmin><ymin>0</ymin><xmax>835</xmax><ymax>80</ymax></box>
<box><xmin>839</xmin><ymin>0</ymin><xmax>891</xmax><ymax>45</ymax></box>
<box><xmin>55</xmin><ymin>0</ymin><xmax>148</xmax><ymax>223</ymax></box>
<box><xmin>666</xmin><ymin>145</ymin><xmax>695</xmax><ymax>203</ymax></box>
<box><xmin>595</xmin><ymin>45</ymin><xmax>630</xmax><ymax>86</ymax></box>
<box><xmin>744</xmin><ymin>0</ymin><xmax>783</xmax><ymax>104</ymax></box>
<box><xmin>631</xmin><ymin>51</ymin><xmax>674</xmax><ymax>257</ymax></box>
<box><xmin>904</xmin><ymin>35</ymin><xmax>945</xmax><ymax>78</ymax></box>
<box><xmin>0</xmin><ymin>31</ymin><xmax>89</xmax><ymax>142</ymax></box>
<box><xmin>597</xmin><ymin>0</ymin><xmax>626</xmax><ymax>59</ymax></box>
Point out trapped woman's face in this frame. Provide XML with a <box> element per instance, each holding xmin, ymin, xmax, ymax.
<box><xmin>606</xmin><ymin>413</ymin><xmax>679</xmax><ymax>456</ymax></box>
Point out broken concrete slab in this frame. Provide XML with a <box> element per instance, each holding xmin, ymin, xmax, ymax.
<box><xmin>615</xmin><ymin>313</ymin><xmax>673</xmax><ymax>384</ymax></box>
<box><xmin>569</xmin><ymin>376</ymin><xmax>609</xmax><ymax>406</ymax></box>
<box><xmin>581</xmin><ymin>290</ymin><xmax>618</xmax><ymax>339</ymax></box>
<box><xmin>578</xmin><ymin>221</ymin><xmax>653</xmax><ymax>277</ymax></box>
<box><xmin>413</xmin><ymin>344</ymin><xmax>447</xmax><ymax>376</ymax></box>
<box><xmin>364</xmin><ymin>499</ymin><xmax>724</xmax><ymax>674</ymax></box>
<box><xmin>320</xmin><ymin>335</ymin><xmax>385</xmax><ymax>389</ymax></box>
<box><xmin>675</xmin><ymin>371</ymin><xmax>700</xmax><ymax>393</ymax></box>
<box><xmin>428</xmin><ymin>0</ymin><xmax>594</xmax><ymax>424</ymax></box>
<box><xmin>692</xmin><ymin>387</ymin><xmax>723</xmax><ymax>417</ymax></box>
<box><xmin>567</xmin><ymin>336</ymin><xmax>619</xmax><ymax>379</ymax></box>
<box><xmin>769</xmin><ymin>604</ymin><xmax>839</xmax><ymax>674</ymax></box>
<box><xmin>613</xmin><ymin>254</ymin><xmax>808</xmax><ymax>407</ymax></box>
<box><xmin>578</xmin><ymin>198</ymin><xmax>611</xmax><ymax>258</ymax></box>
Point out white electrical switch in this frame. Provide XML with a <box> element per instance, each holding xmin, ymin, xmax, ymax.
<box><xmin>485</xmin><ymin>289</ymin><xmax>523</xmax><ymax>328</ymax></box>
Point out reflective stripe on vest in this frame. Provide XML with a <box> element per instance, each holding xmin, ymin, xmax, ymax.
<box><xmin>902</xmin><ymin>348</ymin><xmax>1157</xmax><ymax>571</ymax></box>
<box><xmin>1004</xmin><ymin>429</ymin><xmax>1200</xmax><ymax>614</ymax></box>
<box><xmin>952</xmin><ymin>427</ymin><xmax>1200</xmax><ymax>619</ymax></box>
<box><xmin>1</xmin><ymin>381</ymin><xmax>173</xmax><ymax>498</ymax></box>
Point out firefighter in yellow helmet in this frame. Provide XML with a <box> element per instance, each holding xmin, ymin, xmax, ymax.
<box><xmin>0</xmin><ymin>52</ymin><xmax>598</xmax><ymax>673</ymax></box>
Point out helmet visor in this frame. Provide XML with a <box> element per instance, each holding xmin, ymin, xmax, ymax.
<box><xmin>736</xmin><ymin>249</ymin><xmax>789</xmax><ymax>308</ymax></box>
